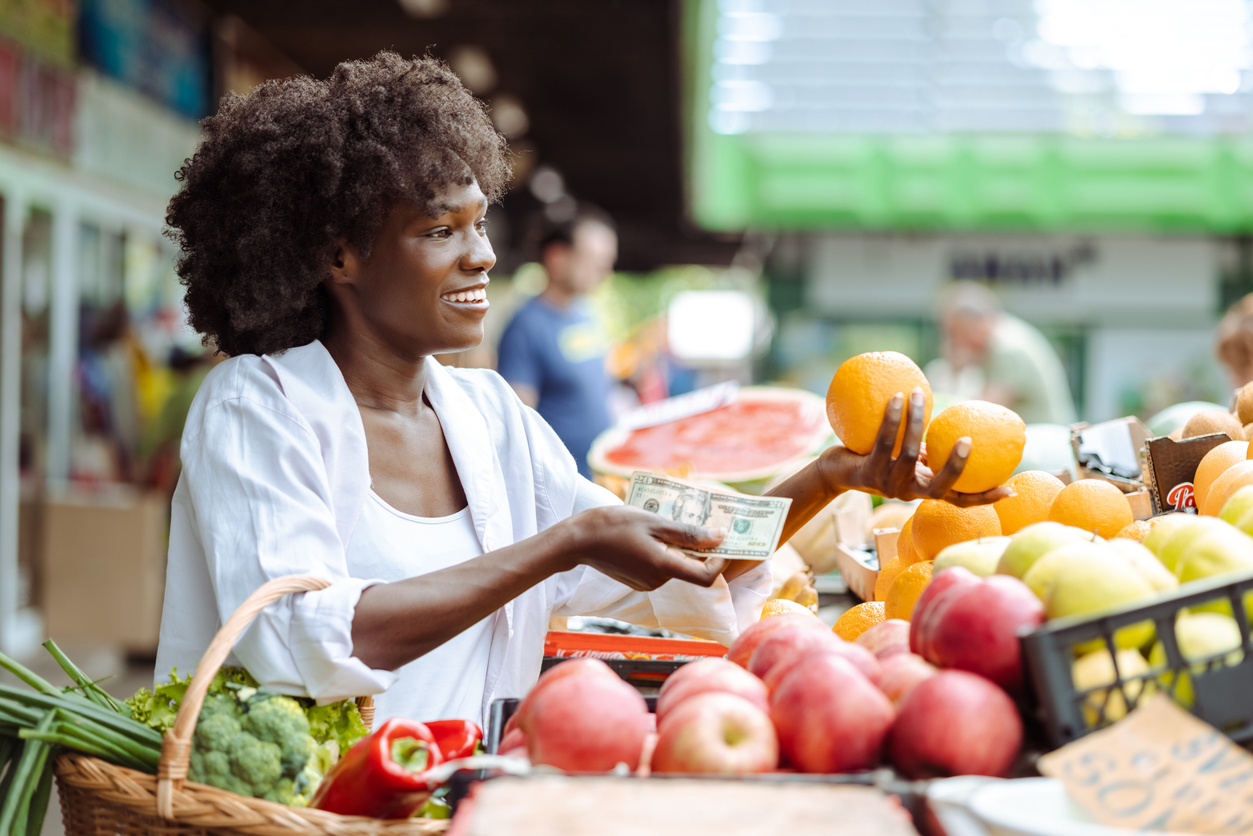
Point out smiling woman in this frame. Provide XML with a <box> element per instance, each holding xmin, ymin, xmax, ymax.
<box><xmin>155</xmin><ymin>51</ymin><xmax>1006</xmax><ymax>731</ymax></box>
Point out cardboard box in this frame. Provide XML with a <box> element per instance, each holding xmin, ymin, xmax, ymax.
<box><xmin>41</xmin><ymin>487</ymin><xmax>166</xmax><ymax>654</ymax></box>
<box><xmin>1143</xmin><ymin>433</ymin><xmax>1230</xmax><ymax>514</ymax></box>
<box><xmin>1070</xmin><ymin>417</ymin><xmax>1151</xmax><ymax>490</ymax></box>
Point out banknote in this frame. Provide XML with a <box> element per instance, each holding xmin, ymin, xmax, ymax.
<box><xmin>624</xmin><ymin>471</ymin><xmax>792</xmax><ymax>560</ymax></box>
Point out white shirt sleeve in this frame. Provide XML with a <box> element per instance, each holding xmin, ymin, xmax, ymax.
<box><xmin>527</xmin><ymin>408</ymin><xmax>772</xmax><ymax>647</ymax></box>
<box><xmin>179</xmin><ymin>395</ymin><xmax>397</xmax><ymax>702</ymax></box>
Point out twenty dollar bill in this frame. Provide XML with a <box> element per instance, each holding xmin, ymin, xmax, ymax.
<box><xmin>624</xmin><ymin>471</ymin><xmax>792</xmax><ymax>560</ymax></box>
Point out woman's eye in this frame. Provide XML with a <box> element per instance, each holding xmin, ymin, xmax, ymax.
<box><xmin>429</xmin><ymin>228</ymin><xmax>452</xmax><ymax>239</ymax></box>
<box><xmin>475</xmin><ymin>220</ymin><xmax>488</xmax><ymax>232</ymax></box>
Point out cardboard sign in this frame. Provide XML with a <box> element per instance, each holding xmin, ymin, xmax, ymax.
<box><xmin>1144</xmin><ymin>434</ymin><xmax>1231</xmax><ymax>514</ymax></box>
<box><xmin>1038</xmin><ymin>694</ymin><xmax>1253</xmax><ymax>834</ymax></box>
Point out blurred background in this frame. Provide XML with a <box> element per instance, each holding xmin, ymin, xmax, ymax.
<box><xmin>3</xmin><ymin>0</ymin><xmax>1253</xmax><ymax>665</ymax></box>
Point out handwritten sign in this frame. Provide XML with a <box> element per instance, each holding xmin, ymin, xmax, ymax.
<box><xmin>1038</xmin><ymin>694</ymin><xmax>1253</xmax><ymax>834</ymax></box>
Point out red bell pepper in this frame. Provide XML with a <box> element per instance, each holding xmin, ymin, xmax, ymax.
<box><xmin>424</xmin><ymin>719</ymin><xmax>482</xmax><ymax>761</ymax></box>
<box><xmin>311</xmin><ymin>718</ymin><xmax>444</xmax><ymax>819</ymax></box>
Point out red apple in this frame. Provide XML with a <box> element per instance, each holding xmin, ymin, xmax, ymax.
<box><xmin>513</xmin><ymin>658</ymin><xmax>619</xmax><ymax>734</ymax></box>
<box><xmin>655</xmin><ymin>658</ymin><xmax>769</xmax><ymax>726</ymax></box>
<box><xmin>909</xmin><ymin>566</ymin><xmax>981</xmax><ymax>657</ymax></box>
<box><xmin>875</xmin><ymin>653</ymin><xmax>937</xmax><ymax>706</ymax></box>
<box><xmin>918</xmin><ymin>575</ymin><xmax>1045</xmax><ymax>693</ymax></box>
<box><xmin>497</xmin><ymin>727</ymin><xmax>527</xmax><ymax>756</ymax></box>
<box><xmin>770</xmin><ymin>655</ymin><xmax>895</xmax><ymax>774</ymax></box>
<box><xmin>762</xmin><ymin>641</ymin><xmax>881</xmax><ymax>693</ymax></box>
<box><xmin>651</xmin><ymin>692</ymin><xmax>778</xmax><ymax>774</ymax></box>
<box><xmin>748</xmin><ymin>625</ymin><xmax>843</xmax><ymax>679</ymax></box>
<box><xmin>726</xmin><ymin>613</ymin><xmax>825</xmax><ymax>668</ymax></box>
<box><xmin>856</xmin><ymin>619</ymin><xmax>911</xmax><ymax>659</ymax></box>
<box><xmin>526</xmin><ymin>673</ymin><xmax>651</xmax><ymax>771</ymax></box>
<box><xmin>888</xmin><ymin>670</ymin><xmax>1022</xmax><ymax>779</ymax></box>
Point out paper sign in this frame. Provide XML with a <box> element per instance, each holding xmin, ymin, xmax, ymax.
<box><xmin>1038</xmin><ymin>694</ymin><xmax>1253</xmax><ymax>834</ymax></box>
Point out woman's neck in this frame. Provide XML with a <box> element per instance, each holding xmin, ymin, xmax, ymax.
<box><xmin>323</xmin><ymin>322</ymin><xmax>429</xmax><ymax>417</ymax></box>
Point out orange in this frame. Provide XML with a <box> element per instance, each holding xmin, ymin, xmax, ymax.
<box><xmin>1113</xmin><ymin>519</ymin><xmax>1155</xmax><ymax>541</ymax></box>
<box><xmin>1193</xmin><ymin>440</ymin><xmax>1249</xmax><ymax>512</ymax></box>
<box><xmin>884</xmin><ymin>561</ymin><xmax>934</xmax><ymax>621</ymax></box>
<box><xmin>832</xmin><ymin>601</ymin><xmax>887</xmax><ymax>641</ymax></box>
<box><xmin>994</xmin><ymin>470</ymin><xmax>1066</xmax><ymax>535</ymax></box>
<box><xmin>1200</xmin><ymin>459</ymin><xmax>1253</xmax><ymax>517</ymax></box>
<box><xmin>1047</xmin><ymin>479</ymin><xmax>1133</xmax><ymax>538</ymax></box>
<box><xmin>910</xmin><ymin>499</ymin><xmax>1002</xmax><ymax>562</ymax></box>
<box><xmin>924</xmin><ymin>401</ymin><xmax>1026</xmax><ymax>494</ymax></box>
<box><xmin>760</xmin><ymin>599</ymin><xmax>817</xmax><ymax>620</ymax></box>
<box><xmin>896</xmin><ymin>516</ymin><xmax>922</xmax><ymax>566</ymax></box>
<box><xmin>826</xmin><ymin>351</ymin><xmax>933</xmax><ymax>457</ymax></box>
<box><xmin>874</xmin><ymin>555</ymin><xmax>905</xmax><ymax>603</ymax></box>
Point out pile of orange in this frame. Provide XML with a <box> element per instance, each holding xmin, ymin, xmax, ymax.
<box><xmin>884</xmin><ymin>561</ymin><xmax>934</xmax><ymax>621</ymax></box>
<box><xmin>994</xmin><ymin>470</ymin><xmax>1065</xmax><ymax>535</ymax></box>
<box><xmin>832</xmin><ymin>601</ymin><xmax>886</xmax><ymax>641</ymax></box>
<box><xmin>760</xmin><ymin>599</ymin><xmax>816</xmax><ymax>620</ymax></box>
<box><xmin>1047</xmin><ymin>479</ymin><xmax>1133</xmax><ymax>538</ymax></box>
<box><xmin>911</xmin><ymin>499</ymin><xmax>1001</xmax><ymax>561</ymax></box>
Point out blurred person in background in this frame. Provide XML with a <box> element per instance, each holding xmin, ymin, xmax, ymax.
<box><xmin>497</xmin><ymin>207</ymin><xmax>617</xmax><ymax>478</ymax></box>
<box><xmin>926</xmin><ymin>281</ymin><xmax>1077</xmax><ymax>425</ymax></box>
<box><xmin>1216</xmin><ymin>293</ymin><xmax>1253</xmax><ymax>388</ymax></box>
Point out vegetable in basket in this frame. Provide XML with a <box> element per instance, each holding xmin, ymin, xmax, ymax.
<box><xmin>311</xmin><ymin>717</ymin><xmax>483</xmax><ymax>819</ymax></box>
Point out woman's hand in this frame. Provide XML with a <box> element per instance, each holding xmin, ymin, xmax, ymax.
<box><xmin>557</xmin><ymin>505</ymin><xmax>729</xmax><ymax>591</ymax></box>
<box><xmin>819</xmin><ymin>388</ymin><xmax>1014</xmax><ymax>507</ymax></box>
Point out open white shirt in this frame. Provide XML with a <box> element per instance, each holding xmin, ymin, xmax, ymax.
<box><xmin>155</xmin><ymin>340</ymin><xmax>770</xmax><ymax>724</ymax></box>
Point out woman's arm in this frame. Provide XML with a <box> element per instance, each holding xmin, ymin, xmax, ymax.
<box><xmin>351</xmin><ymin>506</ymin><xmax>727</xmax><ymax>671</ymax></box>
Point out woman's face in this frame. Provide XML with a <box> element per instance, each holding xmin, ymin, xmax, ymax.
<box><xmin>333</xmin><ymin>180</ymin><xmax>496</xmax><ymax>357</ymax></box>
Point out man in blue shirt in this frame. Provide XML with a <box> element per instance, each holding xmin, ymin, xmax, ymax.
<box><xmin>498</xmin><ymin>209</ymin><xmax>617</xmax><ymax>478</ymax></box>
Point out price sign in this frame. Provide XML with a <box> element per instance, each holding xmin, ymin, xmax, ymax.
<box><xmin>1038</xmin><ymin>694</ymin><xmax>1253</xmax><ymax>834</ymax></box>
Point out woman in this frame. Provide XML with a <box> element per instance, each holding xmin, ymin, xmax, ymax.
<box><xmin>155</xmin><ymin>53</ymin><xmax>1005</xmax><ymax>727</ymax></box>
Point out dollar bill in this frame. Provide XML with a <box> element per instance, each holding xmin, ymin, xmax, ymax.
<box><xmin>624</xmin><ymin>471</ymin><xmax>792</xmax><ymax>560</ymax></box>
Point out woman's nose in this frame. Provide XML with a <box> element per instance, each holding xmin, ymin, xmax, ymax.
<box><xmin>463</xmin><ymin>228</ymin><xmax>496</xmax><ymax>273</ymax></box>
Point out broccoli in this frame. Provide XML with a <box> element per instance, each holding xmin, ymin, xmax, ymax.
<box><xmin>188</xmin><ymin>690</ymin><xmax>317</xmax><ymax>806</ymax></box>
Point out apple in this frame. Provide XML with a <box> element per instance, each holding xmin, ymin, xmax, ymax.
<box><xmin>1019</xmin><ymin>540</ymin><xmax>1109</xmax><ymax>602</ymax></box>
<box><xmin>747</xmin><ymin>624</ymin><xmax>843</xmax><ymax>680</ymax></box>
<box><xmin>1047</xmin><ymin>550</ymin><xmax>1156</xmax><ymax>651</ymax></box>
<box><xmin>762</xmin><ymin>641</ymin><xmax>882</xmax><ymax>694</ymax></box>
<box><xmin>1176</xmin><ymin>525</ymin><xmax>1253</xmax><ymax>584</ymax></box>
<box><xmin>909</xmin><ymin>565</ymin><xmax>981</xmax><ymax>658</ymax></box>
<box><xmin>1071</xmin><ymin>648</ymin><xmax>1151</xmax><ymax>725</ymax></box>
<box><xmin>1220</xmin><ymin>485</ymin><xmax>1253</xmax><ymax>528</ymax></box>
<box><xmin>1105</xmin><ymin>538</ymin><xmax>1179</xmax><ymax>593</ymax></box>
<box><xmin>996</xmin><ymin>522</ymin><xmax>1094</xmax><ymax>579</ymax></box>
<box><xmin>916</xmin><ymin>574</ymin><xmax>1044</xmax><ymax>693</ymax></box>
<box><xmin>651</xmin><ymin>692</ymin><xmax>778</xmax><ymax>774</ymax></box>
<box><xmin>934</xmin><ymin>537</ymin><xmax>1011</xmax><ymax>577</ymax></box>
<box><xmin>855</xmin><ymin>619</ymin><xmax>911</xmax><ymax>659</ymax></box>
<box><xmin>1152</xmin><ymin>516</ymin><xmax>1228</xmax><ymax>574</ymax></box>
<box><xmin>770</xmin><ymin>655</ymin><xmax>895</xmax><ymax>774</ymax></box>
<box><xmin>654</xmin><ymin>658</ymin><xmax>769</xmax><ymax>726</ymax></box>
<box><xmin>497</xmin><ymin>727</ymin><xmax>527</xmax><ymax>756</ymax></box>
<box><xmin>526</xmin><ymin>672</ymin><xmax>651</xmax><ymax>771</ymax></box>
<box><xmin>888</xmin><ymin>670</ymin><xmax>1022</xmax><ymax>779</ymax></box>
<box><xmin>512</xmin><ymin>658</ymin><xmax>620</xmax><ymax>735</ymax></box>
<box><xmin>1140</xmin><ymin>512</ymin><xmax>1196</xmax><ymax>559</ymax></box>
<box><xmin>875</xmin><ymin>653</ymin><xmax>936</xmax><ymax>706</ymax></box>
<box><xmin>1148</xmin><ymin>612</ymin><xmax>1243</xmax><ymax>706</ymax></box>
<box><xmin>726</xmin><ymin>613</ymin><xmax>826</xmax><ymax>668</ymax></box>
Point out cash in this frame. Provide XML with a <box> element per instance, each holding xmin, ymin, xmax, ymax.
<box><xmin>624</xmin><ymin>471</ymin><xmax>792</xmax><ymax>560</ymax></box>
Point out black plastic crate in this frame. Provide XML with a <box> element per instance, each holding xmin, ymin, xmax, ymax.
<box><xmin>1021</xmin><ymin>566</ymin><xmax>1253</xmax><ymax>749</ymax></box>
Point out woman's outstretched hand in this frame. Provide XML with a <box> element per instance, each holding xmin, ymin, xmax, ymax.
<box><xmin>820</xmin><ymin>387</ymin><xmax>1015</xmax><ymax>507</ymax></box>
<box><xmin>559</xmin><ymin>505</ymin><xmax>729</xmax><ymax>591</ymax></box>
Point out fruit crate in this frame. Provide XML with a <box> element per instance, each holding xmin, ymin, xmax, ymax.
<box><xmin>541</xmin><ymin>631</ymin><xmax>728</xmax><ymax>687</ymax></box>
<box><xmin>1021</xmin><ymin>566</ymin><xmax>1253</xmax><ymax>750</ymax></box>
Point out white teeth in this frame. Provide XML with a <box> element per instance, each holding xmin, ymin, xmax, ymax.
<box><xmin>443</xmin><ymin>288</ymin><xmax>487</xmax><ymax>303</ymax></box>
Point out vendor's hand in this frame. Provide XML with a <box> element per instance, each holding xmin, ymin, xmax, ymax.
<box><xmin>819</xmin><ymin>388</ymin><xmax>1014</xmax><ymax>507</ymax></box>
<box><xmin>561</xmin><ymin>505</ymin><xmax>729</xmax><ymax>591</ymax></box>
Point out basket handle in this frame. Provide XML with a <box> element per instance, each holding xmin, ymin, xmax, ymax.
<box><xmin>156</xmin><ymin>574</ymin><xmax>336</xmax><ymax>818</ymax></box>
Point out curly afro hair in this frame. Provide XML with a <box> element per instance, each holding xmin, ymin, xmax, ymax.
<box><xmin>166</xmin><ymin>52</ymin><xmax>510</xmax><ymax>357</ymax></box>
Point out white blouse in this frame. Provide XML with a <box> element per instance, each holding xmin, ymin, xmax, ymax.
<box><xmin>154</xmin><ymin>340</ymin><xmax>771</xmax><ymax>721</ymax></box>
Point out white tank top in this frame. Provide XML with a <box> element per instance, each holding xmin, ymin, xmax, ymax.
<box><xmin>344</xmin><ymin>490</ymin><xmax>495</xmax><ymax>728</ymax></box>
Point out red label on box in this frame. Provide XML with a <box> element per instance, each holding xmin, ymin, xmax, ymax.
<box><xmin>1165</xmin><ymin>481</ymin><xmax>1196</xmax><ymax>511</ymax></box>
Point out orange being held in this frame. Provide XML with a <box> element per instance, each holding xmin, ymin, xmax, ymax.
<box><xmin>993</xmin><ymin>470</ymin><xmax>1065</xmax><ymax>535</ymax></box>
<box><xmin>1192</xmin><ymin>440</ymin><xmax>1249</xmax><ymax>513</ymax></box>
<box><xmin>833</xmin><ymin>602</ymin><xmax>887</xmax><ymax>642</ymax></box>
<box><xmin>884</xmin><ymin>561</ymin><xmax>934</xmax><ymax>621</ymax></box>
<box><xmin>924</xmin><ymin>401</ymin><xmax>1026</xmax><ymax>494</ymax></box>
<box><xmin>826</xmin><ymin>351</ymin><xmax>932</xmax><ymax>457</ymax></box>
<box><xmin>910</xmin><ymin>499</ymin><xmax>1002</xmax><ymax>562</ymax></box>
<box><xmin>1047</xmin><ymin>479</ymin><xmax>1133</xmax><ymax>538</ymax></box>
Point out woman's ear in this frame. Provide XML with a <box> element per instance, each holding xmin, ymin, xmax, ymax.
<box><xmin>328</xmin><ymin>237</ymin><xmax>360</xmax><ymax>287</ymax></box>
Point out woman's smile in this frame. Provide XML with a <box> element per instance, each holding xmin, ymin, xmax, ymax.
<box><xmin>439</xmin><ymin>284</ymin><xmax>489</xmax><ymax>310</ymax></box>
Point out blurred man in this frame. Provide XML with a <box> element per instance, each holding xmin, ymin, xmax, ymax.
<box><xmin>498</xmin><ymin>208</ymin><xmax>617</xmax><ymax>477</ymax></box>
<box><xmin>1217</xmin><ymin>293</ymin><xmax>1253</xmax><ymax>388</ymax></box>
<box><xmin>927</xmin><ymin>281</ymin><xmax>1077</xmax><ymax>425</ymax></box>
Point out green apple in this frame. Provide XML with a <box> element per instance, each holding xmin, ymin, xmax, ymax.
<box><xmin>1221</xmin><ymin>485</ymin><xmax>1253</xmax><ymax>529</ymax></box>
<box><xmin>1021</xmin><ymin>541</ymin><xmax>1110</xmax><ymax>602</ymax></box>
<box><xmin>1176</xmin><ymin>526</ymin><xmax>1253</xmax><ymax>584</ymax></box>
<box><xmin>1048</xmin><ymin>552</ymin><xmax>1157</xmax><ymax>650</ymax></box>
<box><xmin>1152</xmin><ymin>516</ymin><xmax>1229</xmax><ymax>574</ymax></box>
<box><xmin>1149</xmin><ymin>612</ymin><xmax>1243</xmax><ymax>706</ymax></box>
<box><xmin>1072</xmin><ymin>647</ymin><xmax>1152</xmax><ymax>725</ymax></box>
<box><xmin>934</xmin><ymin>536</ymin><xmax>1012</xmax><ymax>577</ymax></box>
<box><xmin>1141</xmin><ymin>512</ymin><xmax>1193</xmax><ymax>559</ymax></box>
<box><xmin>997</xmin><ymin>522</ymin><xmax>1097</xmax><ymax>579</ymax></box>
<box><xmin>1105</xmin><ymin>539</ymin><xmax>1179</xmax><ymax>593</ymax></box>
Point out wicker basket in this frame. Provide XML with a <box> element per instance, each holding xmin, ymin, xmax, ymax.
<box><xmin>53</xmin><ymin>574</ymin><xmax>449</xmax><ymax>835</ymax></box>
